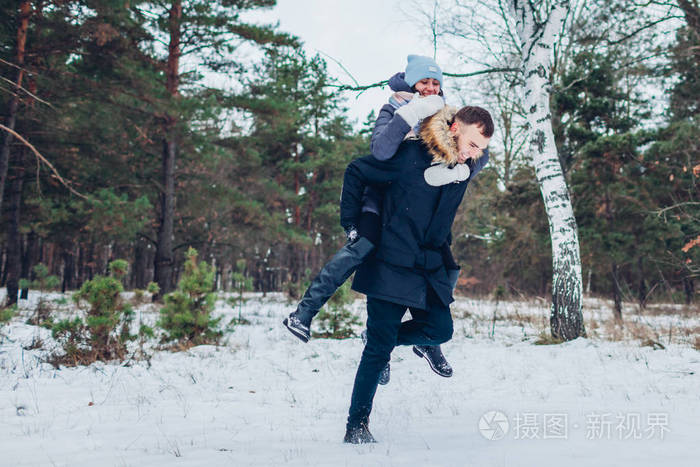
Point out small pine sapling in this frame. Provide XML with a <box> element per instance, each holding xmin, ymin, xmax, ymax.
<box><xmin>228</xmin><ymin>259</ymin><xmax>253</xmax><ymax>325</ymax></box>
<box><xmin>157</xmin><ymin>248</ymin><xmax>222</xmax><ymax>348</ymax></box>
<box><xmin>1</xmin><ymin>305</ymin><xmax>16</xmax><ymax>327</ymax></box>
<box><xmin>312</xmin><ymin>281</ymin><xmax>360</xmax><ymax>339</ymax></box>
<box><xmin>50</xmin><ymin>259</ymin><xmax>135</xmax><ymax>366</ymax></box>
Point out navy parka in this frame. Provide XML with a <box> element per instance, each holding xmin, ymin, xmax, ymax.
<box><xmin>340</xmin><ymin>138</ymin><xmax>489</xmax><ymax>310</ymax></box>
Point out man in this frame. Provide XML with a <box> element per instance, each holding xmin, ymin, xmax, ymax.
<box><xmin>284</xmin><ymin>55</ymin><xmax>468</xmax><ymax>382</ymax></box>
<box><xmin>339</xmin><ymin>105</ymin><xmax>494</xmax><ymax>443</ymax></box>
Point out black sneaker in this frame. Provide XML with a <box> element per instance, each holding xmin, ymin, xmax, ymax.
<box><xmin>413</xmin><ymin>345</ymin><xmax>453</xmax><ymax>377</ymax></box>
<box><xmin>343</xmin><ymin>422</ymin><xmax>376</xmax><ymax>444</ymax></box>
<box><xmin>283</xmin><ymin>311</ymin><xmax>311</xmax><ymax>343</ymax></box>
<box><xmin>361</xmin><ymin>330</ymin><xmax>390</xmax><ymax>385</ymax></box>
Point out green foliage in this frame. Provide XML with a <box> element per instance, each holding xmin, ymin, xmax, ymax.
<box><xmin>1</xmin><ymin>305</ymin><xmax>17</xmax><ymax>326</ymax></box>
<box><xmin>139</xmin><ymin>325</ymin><xmax>154</xmax><ymax>339</ymax></box>
<box><xmin>50</xmin><ymin>260</ymin><xmax>135</xmax><ymax>366</ymax></box>
<box><xmin>228</xmin><ymin>259</ymin><xmax>253</xmax><ymax>325</ymax></box>
<box><xmin>158</xmin><ymin>248</ymin><xmax>222</xmax><ymax>347</ymax></box>
<box><xmin>22</xmin><ymin>264</ymin><xmax>60</xmax><ymax>326</ymax></box>
<box><xmin>146</xmin><ymin>282</ymin><xmax>160</xmax><ymax>295</ymax></box>
<box><xmin>132</xmin><ymin>282</ymin><xmax>160</xmax><ymax>305</ymax></box>
<box><xmin>109</xmin><ymin>259</ymin><xmax>129</xmax><ymax>282</ymax></box>
<box><xmin>312</xmin><ymin>281</ymin><xmax>360</xmax><ymax>339</ymax></box>
<box><xmin>286</xmin><ymin>268</ymin><xmax>312</xmax><ymax>301</ymax></box>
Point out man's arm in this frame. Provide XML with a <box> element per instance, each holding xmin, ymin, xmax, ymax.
<box><xmin>340</xmin><ymin>153</ymin><xmax>406</xmax><ymax>230</ymax></box>
<box><xmin>468</xmin><ymin>149</ymin><xmax>490</xmax><ymax>179</ymax></box>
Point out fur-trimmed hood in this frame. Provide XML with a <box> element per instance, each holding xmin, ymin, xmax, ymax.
<box><xmin>419</xmin><ymin>106</ymin><xmax>485</xmax><ymax>167</ymax></box>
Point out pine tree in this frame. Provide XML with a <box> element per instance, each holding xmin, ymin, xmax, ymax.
<box><xmin>134</xmin><ymin>0</ymin><xmax>297</xmax><ymax>296</ymax></box>
<box><xmin>158</xmin><ymin>247</ymin><xmax>222</xmax><ymax>347</ymax></box>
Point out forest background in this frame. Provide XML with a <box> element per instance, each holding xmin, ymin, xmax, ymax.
<box><xmin>0</xmin><ymin>0</ymin><xmax>698</xmax><ymax>315</ymax></box>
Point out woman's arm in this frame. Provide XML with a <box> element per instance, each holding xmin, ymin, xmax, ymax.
<box><xmin>339</xmin><ymin>153</ymin><xmax>406</xmax><ymax>230</ymax></box>
<box><xmin>370</xmin><ymin>104</ymin><xmax>412</xmax><ymax>161</ymax></box>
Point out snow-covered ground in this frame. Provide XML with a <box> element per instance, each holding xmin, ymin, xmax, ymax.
<box><xmin>1</xmin><ymin>291</ymin><xmax>699</xmax><ymax>466</ymax></box>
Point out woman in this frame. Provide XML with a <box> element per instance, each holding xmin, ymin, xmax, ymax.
<box><xmin>284</xmin><ymin>55</ymin><xmax>474</xmax><ymax>382</ymax></box>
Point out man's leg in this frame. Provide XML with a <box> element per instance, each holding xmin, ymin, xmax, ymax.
<box><xmin>345</xmin><ymin>297</ymin><xmax>406</xmax><ymax>441</ymax></box>
<box><xmin>405</xmin><ymin>307</ymin><xmax>453</xmax><ymax>377</ymax></box>
<box><xmin>396</xmin><ymin>287</ymin><xmax>453</xmax><ymax>347</ymax></box>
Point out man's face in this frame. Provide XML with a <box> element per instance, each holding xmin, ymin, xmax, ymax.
<box><xmin>414</xmin><ymin>78</ymin><xmax>441</xmax><ymax>96</ymax></box>
<box><xmin>450</xmin><ymin>121</ymin><xmax>491</xmax><ymax>164</ymax></box>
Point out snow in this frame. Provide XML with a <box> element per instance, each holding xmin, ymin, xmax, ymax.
<box><xmin>1</xmin><ymin>292</ymin><xmax>699</xmax><ymax>466</ymax></box>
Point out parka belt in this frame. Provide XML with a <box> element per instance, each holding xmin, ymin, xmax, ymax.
<box><xmin>375</xmin><ymin>245</ymin><xmax>443</xmax><ymax>272</ymax></box>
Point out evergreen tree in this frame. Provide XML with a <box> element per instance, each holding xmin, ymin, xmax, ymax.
<box><xmin>227</xmin><ymin>47</ymin><xmax>368</xmax><ymax>285</ymax></box>
<box><xmin>133</xmin><ymin>0</ymin><xmax>297</xmax><ymax>296</ymax></box>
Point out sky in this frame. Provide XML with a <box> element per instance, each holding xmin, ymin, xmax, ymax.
<box><xmin>249</xmin><ymin>0</ymin><xmax>444</xmax><ymax>126</ymax></box>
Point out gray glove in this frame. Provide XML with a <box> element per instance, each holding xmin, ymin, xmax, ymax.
<box><xmin>424</xmin><ymin>163</ymin><xmax>470</xmax><ymax>186</ymax></box>
<box><xmin>394</xmin><ymin>94</ymin><xmax>444</xmax><ymax>128</ymax></box>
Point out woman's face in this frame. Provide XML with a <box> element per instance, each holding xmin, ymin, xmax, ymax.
<box><xmin>414</xmin><ymin>78</ymin><xmax>441</xmax><ymax>96</ymax></box>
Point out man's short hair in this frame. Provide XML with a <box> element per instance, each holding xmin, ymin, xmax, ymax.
<box><xmin>454</xmin><ymin>106</ymin><xmax>494</xmax><ymax>137</ymax></box>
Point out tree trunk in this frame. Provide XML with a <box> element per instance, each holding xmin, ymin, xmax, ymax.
<box><xmin>5</xmin><ymin>152</ymin><xmax>25</xmax><ymax>307</ymax></box>
<box><xmin>684</xmin><ymin>276</ymin><xmax>695</xmax><ymax>305</ymax></box>
<box><xmin>678</xmin><ymin>0</ymin><xmax>700</xmax><ymax>44</ymax></box>
<box><xmin>61</xmin><ymin>244</ymin><xmax>75</xmax><ymax>293</ymax></box>
<box><xmin>133</xmin><ymin>238</ymin><xmax>149</xmax><ymax>289</ymax></box>
<box><xmin>0</xmin><ymin>1</ymin><xmax>31</xmax><ymax>213</ymax></box>
<box><xmin>637</xmin><ymin>256</ymin><xmax>647</xmax><ymax>309</ymax></box>
<box><xmin>509</xmin><ymin>0</ymin><xmax>585</xmax><ymax>340</ymax></box>
<box><xmin>154</xmin><ymin>1</ymin><xmax>182</xmax><ymax>297</ymax></box>
<box><xmin>154</xmin><ymin>136</ymin><xmax>176</xmax><ymax>295</ymax></box>
<box><xmin>0</xmin><ymin>246</ymin><xmax>9</xmax><ymax>288</ymax></box>
<box><xmin>19</xmin><ymin>231</ymin><xmax>35</xmax><ymax>299</ymax></box>
<box><xmin>611</xmin><ymin>262</ymin><xmax>622</xmax><ymax>322</ymax></box>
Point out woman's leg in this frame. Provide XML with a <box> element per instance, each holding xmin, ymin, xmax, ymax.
<box><xmin>284</xmin><ymin>213</ymin><xmax>381</xmax><ymax>342</ymax></box>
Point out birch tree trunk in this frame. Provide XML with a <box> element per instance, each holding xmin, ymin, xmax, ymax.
<box><xmin>508</xmin><ymin>0</ymin><xmax>585</xmax><ymax>340</ymax></box>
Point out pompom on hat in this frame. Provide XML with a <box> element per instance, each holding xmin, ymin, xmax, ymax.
<box><xmin>404</xmin><ymin>54</ymin><xmax>443</xmax><ymax>87</ymax></box>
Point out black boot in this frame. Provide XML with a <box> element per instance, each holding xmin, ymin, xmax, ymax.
<box><xmin>361</xmin><ymin>330</ymin><xmax>390</xmax><ymax>385</ymax></box>
<box><xmin>283</xmin><ymin>238</ymin><xmax>375</xmax><ymax>343</ymax></box>
<box><xmin>283</xmin><ymin>310</ymin><xmax>312</xmax><ymax>343</ymax></box>
<box><xmin>413</xmin><ymin>345</ymin><xmax>453</xmax><ymax>377</ymax></box>
<box><xmin>343</xmin><ymin>421</ymin><xmax>376</xmax><ymax>444</ymax></box>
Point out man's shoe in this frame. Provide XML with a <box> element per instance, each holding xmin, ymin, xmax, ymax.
<box><xmin>413</xmin><ymin>345</ymin><xmax>453</xmax><ymax>377</ymax></box>
<box><xmin>283</xmin><ymin>311</ymin><xmax>311</xmax><ymax>343</ymax></box>
<box><xmin>361</xmin><ymin>330</ymin><xmax>390</xmax><ymax>385</ymax></box>
<box><xmin>343</xmin><ymin>422</ymin><xmax>377</xmax><ymax>444</ymax></box>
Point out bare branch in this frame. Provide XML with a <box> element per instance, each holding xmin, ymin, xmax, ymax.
<box><xmin>329</xmin><ymin>80</ymin><xmax>389</xmax><ymax>92</ymax></box>
<box><xmin>653</xmin><ymin>201</ymin><xmax>700</xmax><ymax>217</ymax></box>
<box><xmin>0</xmin><ymin>75</ymin><xmax>52</xmax><ymax>107</ymax></box>
<box><xmin>0</xmin><ymin>57</ymin><xmax>33</xmax><ymax>75</ymax></box>
<box><xmin>444</xmin><ymin>67</ymin><xmax>520</xmax><ymax>77</ymax></box>
<box><xmin>0</xmin><ymin>124</ymin><xmax>87</xmax><ymax>199</ymax></box>
<box><xmin>330</xmin><ymin>66</ymin><xmax>518</xmax><ymax>94</ymax></box>
<box><xmin>316</xmin><ymin>50</ymin><xmax>360</xmax><ymax>87</ymax></box>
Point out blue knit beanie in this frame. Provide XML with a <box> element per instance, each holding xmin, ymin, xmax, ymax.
<box><xmin>404</xmin><ymin>54</ymin><xmax>443</xmax><ymax>87</ymax></box>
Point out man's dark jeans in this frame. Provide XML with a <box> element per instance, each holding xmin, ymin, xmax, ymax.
<box><xmin>346</xmin><ymin>287</ymin><xmax>453</xmax><ymax>429</ymax></box>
